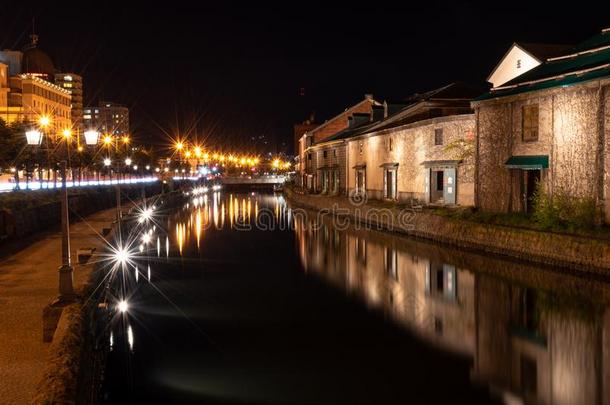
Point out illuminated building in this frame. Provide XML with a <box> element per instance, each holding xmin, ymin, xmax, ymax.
<box><xmin>83</xmin><ymin>101</ymin><xmax>129</xmax><ymax>136</ymax></box>
<box><xmin>0</xmin><ymin>35</ymin><xmax>71</xmax><ymax>134</ymax></box>
<box><xmin>474</xmin><ymin>27</ymin><xmax>610</xmax><ymax>223</ymax></box>
<box><xmin>55</xmin><ymin>73</ymin><xmax>84</xmax><ymax>137</ymax></box>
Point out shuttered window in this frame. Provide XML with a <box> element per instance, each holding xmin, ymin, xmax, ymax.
<box><xmin>434</xmin><ymin>128</ymin><xmax>443</xmax><ymax>145</ymax></box>
<box><xmin>522</xmin><ymin>104</ymin><xmax>539</xmax><ymax>142</ymax></box>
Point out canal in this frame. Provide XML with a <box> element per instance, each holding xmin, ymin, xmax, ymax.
<box><xmin>102</xmin><ymin>191</ymin><xmax>610</xmax><ymax>404</ymax></box>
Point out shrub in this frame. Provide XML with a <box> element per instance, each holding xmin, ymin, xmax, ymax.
<box><xmin>532</xmin><ymin>184</ymin><xmax>597</xmax><ymax>230</ymax></box>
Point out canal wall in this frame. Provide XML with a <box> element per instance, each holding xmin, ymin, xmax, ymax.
<box><xmin>285</xmin><ymin>189</ymin><xmax>610</xmax><ymax>275</ymax></box>
<box><xmin>0</xmin><ymin>183</ymin><xmax>163</xmax><ymax>246</ymax></box>
<box><xmin>31</xmin><ymin>190</ymin><xmax>186</xmax><ymax>405</ymax></box>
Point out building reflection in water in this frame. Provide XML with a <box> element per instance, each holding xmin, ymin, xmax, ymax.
<box><xmin>294</xmin><ymin>213</ymin><xmax>610</xmax><ymax>405</ymax></box>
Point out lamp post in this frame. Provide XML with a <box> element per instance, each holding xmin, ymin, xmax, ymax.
<box><xmin>104</xmin><ymin>158</ymin><xmax>112</xmax><ymax>183</ymax></box>
<box><xmin>26</xmin><ymin>126</ymin><xmax>100</xmax><ymax>301</ymax></box>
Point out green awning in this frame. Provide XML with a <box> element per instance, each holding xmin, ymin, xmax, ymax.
<box><xmin>505</xmin><ymin>155</ymin><xmax>549</xmax><ymax>170</ymax></box>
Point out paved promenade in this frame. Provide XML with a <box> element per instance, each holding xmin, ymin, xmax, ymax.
<box><xmin>0</xmin><ymin>208</ymin><xmax>116</xmax><ymax>404</ymax></box>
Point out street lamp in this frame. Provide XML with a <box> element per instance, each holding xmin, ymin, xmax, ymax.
<box><xmin>25</xmin><ymin>122</ymin><xmax>100</xmax><ymax>302</ymax></box>
<box><xmin>84</xmin><ymin>129</ymin><xmax>100</xmax><ymax>146</ymax></box>
<box><xmin>25</xmin><ymin>129</ymin><xmax>43</xmax><ymax>145</ymax></box>
<box><xmin>38</xmin><ymin>115</ymin><xmax>50</xmax><ymax>128</ymax></box>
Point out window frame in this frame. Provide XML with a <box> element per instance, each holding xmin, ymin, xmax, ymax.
<box><xmin>522</xmin><ymin>104</ymin><xmax>539</xmax><ymax>142</ymax></box>
<box><xmin>434</xmin><ymin>128</ymin><xmax>443</xmax><ymax>146</ymax></box>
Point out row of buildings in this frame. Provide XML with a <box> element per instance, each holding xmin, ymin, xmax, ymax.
<box><xmin>0</xmin><ymin>34</ymin><xmax>129</xmax><ymax>141</ymax></box>
<box><xmin>295</xmin><ymin>28</ymin><xmax>610</xmax><ymax>223</ymax></box>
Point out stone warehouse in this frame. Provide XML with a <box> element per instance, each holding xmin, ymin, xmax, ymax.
<box><xmin>298</xmin><ymin>95</ymin><xmax>381</xmax><ymax>193</ymax></box>
<box><xmin>473</xmin><ymin>28</ymin><xmax>610</xmax><ymax>223</ymax></box>
<box><xmin>347</xmin><ymin>83</ymin><xmax>479</xmax><ymax>205</ymax></box>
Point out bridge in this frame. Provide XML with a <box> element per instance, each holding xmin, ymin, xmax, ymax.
<box><xmin>220</xmin><ymin>175</ymin><xmax>287</xmax><ymax>185</ymax></box>
<box><xmin>219</xmin><ymin>175</ymin><xmax>287</xmax><ymax>190</ymax></box>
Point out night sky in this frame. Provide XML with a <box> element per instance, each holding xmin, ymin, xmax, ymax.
<box><xmin>1</xmin><ymin>2</ymin><xmax>609</xmax><ymax>153</ymax></box>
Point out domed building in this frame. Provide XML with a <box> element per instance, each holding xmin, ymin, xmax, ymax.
<box><xmin>0</xmin><ymin>34</ymin><xmax>71</xmax><ymax>133</ymax></box>
<box><xmin>21</xmin><ymin>34</ymin><xmax>56</xmax><ymax>81</ymax></box>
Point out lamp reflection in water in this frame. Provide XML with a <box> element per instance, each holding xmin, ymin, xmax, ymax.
<box><xmin>127</xmin><ymin>325</ymin><xmax>134</xmax><ymax>352</ymax></box>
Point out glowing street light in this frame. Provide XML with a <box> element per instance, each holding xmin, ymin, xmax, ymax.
<box><xmin>25</xmin><ymin>129</ymin><xmax>43</xmax><ymax>145</ymax></box>
<box><xmin>62</xmin><ymin>128</ymin><xmax>72</xmax><ymax>139</ymax></box>
<box><xmin>103</xmin><ymin>135</ymin><xmax>113</xmax><ymax>146</ymax></box>
<box><xmin>175</xmin><ymin>141</ymin><xmax>184</xmax><ymax>151</ymax></box>
<box><xmin>84</xmin><ymin>129</ymin><xmax>100</xmax><ymax>145</ymax></box>
<box><xmin>125</xmin><ymin>158</ymin><xmax>132</xmax><ymax>166</ymax></box>
<box><xmin>38</xmin><ymin>115</ymin><xmax>50</xmax><ymax>128</ymax></box>
<box><xmin>27</xmin><ymin>116</ymin><xmax>75</xmax><ymax>301</ymax></box>
<box><xmin>104</xmin><ymin>158</ymin><xmax>112</xmax><ymax>167</ymax></box>
<box><xmin>122</xmin><ymin>135</ymin><xmax>130</xmax><ymax>144</ymax></box>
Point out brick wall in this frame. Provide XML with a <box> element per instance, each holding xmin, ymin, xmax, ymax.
<box><xmin>311</xmin><ymin>98</ymin><xmax>376</xmax><ymax>143</ymax></box>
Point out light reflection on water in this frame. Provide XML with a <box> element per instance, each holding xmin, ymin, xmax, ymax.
<box><xmin>294</xmin><ymin>213</ymin><xmax>610</xmax><ymax>405</ymax></box>
<box><xmin>102</xmin><ymin>191</ymin><xmax>610</xmax><ymax>405</ymax></box>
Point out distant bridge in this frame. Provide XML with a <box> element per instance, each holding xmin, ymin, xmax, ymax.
<box><xmin>220</xmin><ymin>175</ymin><xmax>287</xmax><ymax>186</ymax></box>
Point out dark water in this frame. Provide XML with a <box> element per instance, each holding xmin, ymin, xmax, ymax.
<box><xmin>102</xmin><ymin>191</ymin><xmax>610</xmax><ymax>405</ymax></box>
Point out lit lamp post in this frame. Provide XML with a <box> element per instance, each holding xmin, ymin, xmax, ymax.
<box><xmin>26</xmin><ymin>125</ymin><xmax>100</xmax><ymax>301</ymax></box>
<box><xmin>84</xmin><ymin>130</ymin><xmax>100</xmax><ymax>183</ymax></box>
<box><xmin>104</xmin><ymin>158</ymin><xmax>112</xmax><ymax>182</ymax></box>
<box><xmin>125</xmin><ymin>157</ymin><xmax>132</xmax><ymax>181</ymax></box>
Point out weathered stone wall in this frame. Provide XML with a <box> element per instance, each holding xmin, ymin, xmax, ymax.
<box><xmin>0</xmin><ymin>183</ymin><xmax>161</xmax><ymax>243</ymax></box>
<box><xmin>475</xmin><ymin>103</ymin><xmax>513</xmax><ymax>212</ymax></box>
<box><xmin>347</xmin><ymin>114</ymin><xmax>475</xmax><ymax>205</ymax></box>
<box><xmin>310</xmin><ymin>142</ymin><xmax>347</xmax><ymax>194</ymax></box>
<box><xmin>475</xmin><ymin>79</ymin><xmax>610</xmax><ymax>220</ymax></box>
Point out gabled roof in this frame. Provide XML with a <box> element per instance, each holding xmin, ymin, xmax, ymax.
<box><xmin>486</xmin><ymin>42</ymin><xmax>572</xmax><ymax>84</ymax></box>
<box><xmin>573</xmin><ymin>27</ymin><xmax>610</xmax><ymax>52</ymax></box>
<box><xmin>314</xmin><ymin>116</ymin><xmax>379</xmax><ymax>144</ymax></box>
<box><xmin>516</xmin><ymin>43</ymin><xmax>573</xmax><ymax>62</ymax></box>
<box><xmin>365</xmin><ymin>82</ymin><xmax>483</xmax><ymax>133</ymax></box>
<box><xmin>477</xmin><ymin>28</ymin><xmax>610</xmax><ymax>101</ymax></box>
<box><xmin>304</xmin><ymin>96</ymin><xmax>381</xmax><ymax>138</ymax></box>
<box><xmin>403</xmin><ymin>82</ymin><xmax>483</xmax><ymax>103</ymax></box>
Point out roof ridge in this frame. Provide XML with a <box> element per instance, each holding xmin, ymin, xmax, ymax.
<box><xmin>548</xmin><ymin>43</ymin><xmax>610</xmax><ymax>62</ymax></box>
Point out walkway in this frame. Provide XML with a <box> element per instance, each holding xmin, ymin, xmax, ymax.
<box><xmin>0</xmin><ymin>208</ymin><xmax>116</xmax><ymax>404</ymax></box>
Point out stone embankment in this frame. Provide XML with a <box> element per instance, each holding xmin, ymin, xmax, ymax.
<box><xmin>285</xmin><ymin>189</ymin><xmax>610</xmax><ymax>275</ymax></box>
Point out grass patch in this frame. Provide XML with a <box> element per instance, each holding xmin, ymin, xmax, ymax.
<box><xmin>432</xmin><ymin>206</ymin><xmax>610</xmax><ymax>240</ymax></box>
